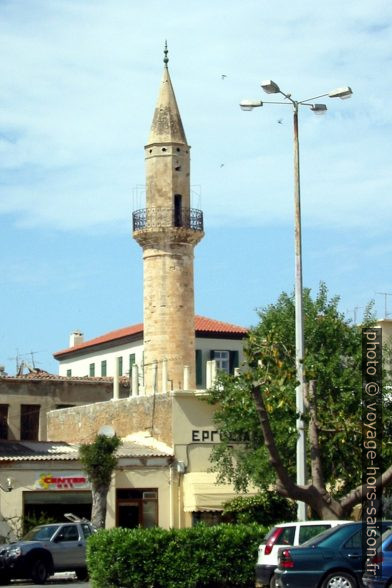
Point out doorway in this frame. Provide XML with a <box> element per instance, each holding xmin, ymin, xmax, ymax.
<box><xmin>116</xmin><ymin>489</ymin><xmax>158</xmax><ymax>528</ymax></box>
<box><xmin>118</xmin><ymin>503</ymin><xmax>141</xmax><ymax>528</ymax></box>
<box><xmin>174</xmin><ymin>194</ymin><xmax>182</xmax><ymax>227</ymax></box>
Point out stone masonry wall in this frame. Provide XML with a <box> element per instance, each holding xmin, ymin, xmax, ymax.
<box><xmin>0</xmin><ymin>377</ymin><xmax>117</xmax><ymax>440</ymax></box>
<box><xmin>143</xmin><ymin>240</ymin><xmax>196</xmax><ymax>393</ymax></box>
<box><xmin>47</xmin><ymin>394</ymin><xmax>174</xmax><ymax>446</ymax></box>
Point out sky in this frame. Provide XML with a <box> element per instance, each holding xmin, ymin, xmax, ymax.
<box><xmin>0</xmin><ymin>0</ymin><xmax>391</xmax><ymax>375</ymax></box>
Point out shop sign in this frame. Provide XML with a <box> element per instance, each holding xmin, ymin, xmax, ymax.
<box><xmin>191</xmin><ymin>429</ymin><xmax>220</xmax><ymax>442</ymax></box>
<box><xmin>34</xmin><ymin>472</ymin><xmax>91</xmax><ymax>490</ymax></box>
<box><xmin>191</xmin><ymin>430</ymin><xmax>252</xmax><ymax>443</ymax></box>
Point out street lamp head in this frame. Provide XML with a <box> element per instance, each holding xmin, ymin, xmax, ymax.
<box><xmin>328</xmin><ymin>86</ymin><xmax>353</xmax><ymax>99</ymax></box>
<box><xmin>261</xmin><ymin>80</ymin><xmax>280</xmax><ymax>94</ymax></box>
<box><xmin>310</xmin><ymin>103</ymin><xmax>327</xmax><ymax>114</ymax></box>
<box><xmin>239</xmin><ymin>99</ymin><xmax>263</xmax><ymax>111</ymax></box>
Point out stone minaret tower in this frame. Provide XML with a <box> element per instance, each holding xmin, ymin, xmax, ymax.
<box><xmin>133</xmin><ymin>45</ymin><xmax>204</xmax><ymax>394</ymax></box>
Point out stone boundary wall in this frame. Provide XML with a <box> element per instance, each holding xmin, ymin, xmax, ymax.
<box><xmin>47</xmin><ymin>395</ymin><xmax>174</xmax><ymax>446</ymax></box>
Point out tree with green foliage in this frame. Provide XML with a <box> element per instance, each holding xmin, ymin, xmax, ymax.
<box><xmin>208</xmin><ymin>283</ymin><xmax>392</xmax><ymax>519</ymax></box>
<box><xmin>222</xmin><ymin>492</ymin><xmax>296</xmax><ymax>525</ymax></box>
<box><xmin>79</xmin><ymin>434</ymin><xmax>122</xmax><ymax>529</ymax></box>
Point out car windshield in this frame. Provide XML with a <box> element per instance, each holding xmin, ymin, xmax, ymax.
<box><xmin>381</xmin><ymin>528</ymin><xmax>392</xmax><ymax>543</ymax></box>
<box><xmin>23</xmin><ymin>525</ymin><xmax>61</xmax><ymax>541</ymax></box>
<box><xmin>371</xmin><ymin>527</ymin><xmax>392</xmax><ymax>553</ymax></box>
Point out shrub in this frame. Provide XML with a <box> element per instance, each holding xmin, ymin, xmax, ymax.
<box><xmin>222</xmin><ymin>492</ymin><xmax>296</xmax><ymax>525</ymax></box>
<box><xmin>87</xmin><ymin>523</ymin><xmax>266</xmax><ymax>587</ymax></box>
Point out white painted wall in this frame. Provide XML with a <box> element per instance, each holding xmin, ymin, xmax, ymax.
<box><xmin>58</xmin><ymin>339</ymin><xmax>144</xmax><ymax>378</ymax></box>
<box><xmin>57</xmin><ymin>335</ymin><xmax>245</xmax><ymax>388</ymax></box>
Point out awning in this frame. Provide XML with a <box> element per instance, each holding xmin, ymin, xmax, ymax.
<box><xmin>183</xmin><ymin>472</ymin><xmax>258</xmax><ymax>512</ymax></box>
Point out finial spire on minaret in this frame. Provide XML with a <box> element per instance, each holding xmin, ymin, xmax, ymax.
<box><xmin>147</xmin><ymin>42</ymin><xmax>187</xmax><ymax>145</ymax></box>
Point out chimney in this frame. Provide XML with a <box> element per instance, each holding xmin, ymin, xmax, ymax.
<box><xmin>69</xmin><ymin>331</ymin><xmax>84</xmax><ymax>348</ymax></box>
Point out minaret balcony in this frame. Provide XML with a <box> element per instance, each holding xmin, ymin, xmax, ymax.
<box><xmin>133</xmin><ymin>207</ymin><xmax>204</xmax><ymax>233</ymax></box>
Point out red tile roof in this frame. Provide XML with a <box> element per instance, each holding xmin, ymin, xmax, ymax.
<box><xmin>195</xmin><ymin>316</ymin><xmax>248</xmax><ymax>335</ymax></box>
<box><xmin>53</xmin><ymin>315</ymin><xmax>247</xmax><ymax>359</ymax></box>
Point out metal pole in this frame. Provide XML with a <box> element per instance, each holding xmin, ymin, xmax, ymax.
<box><xmin>293</xmin><ymin>104</ymin><xmax>307</xmax><ymax>521</ymax></box>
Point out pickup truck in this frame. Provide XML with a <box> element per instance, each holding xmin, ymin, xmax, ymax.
<box><xmin>0</xmin><ymin>516</ymin><xmax>95</xmax><ymax>584</ymax></box>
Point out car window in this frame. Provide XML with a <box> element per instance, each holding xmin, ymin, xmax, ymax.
<box><xmin>344</xmin><ymin>530</ymin><xmax>362</xmax><ymax>549</ymax></box>
<box><xmin>23</xmin><ymin>525</ymin><xmax>60</xmax><ymax>541</ymax></box>
<box><xmin>299</xmin><ymin>524</ymin><xmax>331</xmax><ymax>544</ymax></box>
<box><xmin>81</xmin><ymin>524</ymin><xmax>93</xmax><ymax>539</ymax></box>
<box><xmin>263</xmin><ymin>527</ymin><xmax>279</xmax><ymax>543</ymax></box>
<box><xmin>302</xmin><ymin>525</ymin><xmax>348</xmax><ymax>547</ymax></box>
<box><xmin>277</xmin><ymin>527</ymin><xmax>295</xmax><ymax>545</ymax></box>
<box><xmin>57</xmin><ymin>525</ymin><xmax>79</xmax><ymax>542</ymax></box>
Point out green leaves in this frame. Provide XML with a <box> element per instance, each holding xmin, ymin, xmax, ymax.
<box><xmin>207</xmin><ymin>283</ymin><xmax>391</xmax><ymax>503</ymax></box>
<box><xmin>87</xmin><ymin>524</ymin><xmax>265</xmax><ymax>587</ymax></box>
<box><xmin>222</xmin><ymin>492</ymin><xmax>295</xmax><ymax>525</ymax></box>
<box><xmin>79</xmin><ymin>434</ymin><xmax>122</xmax><ymax>487</ymax></box>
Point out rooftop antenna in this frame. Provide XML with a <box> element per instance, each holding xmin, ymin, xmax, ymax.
<box><xmin>28</xmin><ymin>351</ymin><xmax>44</xmax><ymax>370</ymax></box>
<box><xmin>8</xmin><ymin>350</ymin><xmax>43</xmax><ymax>375</ymax></box>
<box><xmin>8</xmin><ymin>349</ymin><xmax>21</xmax><ymax>374</ymax></box>
<box><xmin>376</xmin><ymin>292</ymin><xmax>392</xmax><ymax>318</ymax></box>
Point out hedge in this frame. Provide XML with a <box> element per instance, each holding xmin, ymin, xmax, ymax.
<box><xmin>87</xmin><ymin>523</ymin><xmax>267</xmax><ymax>588</ymax></box>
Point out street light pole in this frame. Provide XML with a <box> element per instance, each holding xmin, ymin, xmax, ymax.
<box><xmin>240</xmin><ymin>82</ymin><xmax>352</xmax><ymax>521</ymax></box>
<box><xmin>292</xmin><ymin>101</ymin><xmax>307</xmax><ymax>521</ymax></box>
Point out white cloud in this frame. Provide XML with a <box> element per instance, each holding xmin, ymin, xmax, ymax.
<box><xmin>0</xmin><ymin>0</ymin><xmax>390</xmax><ymax>233</ymax></box>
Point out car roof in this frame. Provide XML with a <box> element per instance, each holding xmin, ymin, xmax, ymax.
<box><xmin>274</xmin><ymin>520</ymin><xmax>351</xmax><ymax>528</ymax></box>
<box><xmin>36</xmin><ymin>522</ymin><xmax>83</xmax><ymax>528</ymax></box>
<box><xmin>299</xmin><ymin>521</ymin><xmax>392</xmax><ymax>548</ymax></box>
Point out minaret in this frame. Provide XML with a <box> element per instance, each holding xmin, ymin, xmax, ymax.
<box><xmin>133</xmin><ymin>44</ymin><xmax>204</xmax><ymax>394</ymax></box>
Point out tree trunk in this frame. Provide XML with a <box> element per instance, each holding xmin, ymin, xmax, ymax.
<box><xmin>251</xmin><ymin>382</ymin><xmax>392</xmax><ymax>520</ymax></box>
<box><xmin>91</xmin><ymin>483</ymin><xmax>109</xmax><ymax>529</ymax></box>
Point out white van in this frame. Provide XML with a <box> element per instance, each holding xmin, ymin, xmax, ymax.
<box><xmin>255</xmin><ymin>519</ymin><xmax>351</xmax><ymax>588</ymax></box>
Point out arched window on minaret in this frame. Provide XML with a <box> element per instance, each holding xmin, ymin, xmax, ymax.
<box><xmin>174</xmin><ymin>194</ymin><xmax>182</xmax><ymax>227</ymax></box>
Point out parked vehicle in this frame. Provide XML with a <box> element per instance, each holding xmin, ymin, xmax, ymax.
<box><xmin>363</xmin><ymin>528</ymin><xmax>392</xmax><ymax>588</ymax></box>
<box><xmin>0</xmin><ymin>515</ymin><xmax>95</xmax><ymax>585</ymax></box>
<box><xmin>255</xmin><ymin>519</ymin><xmax>351</xmax><ymax>588</ymax></box>
<box><xmin>274</xmin><ymin>521</ymin><xmax>392</xmax><ymax>588</ymax></box>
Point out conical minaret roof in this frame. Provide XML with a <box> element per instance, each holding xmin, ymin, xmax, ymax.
<box><xmin>147</xmin><ymin>44</ymin><xmax>188</xmax><ymax>146</ymax></box>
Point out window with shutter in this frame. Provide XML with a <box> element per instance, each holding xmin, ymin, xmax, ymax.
<box><xmin>211</xmin><ymin>350</ymin><xmax>230</xmax><ymax>373</ymax></box>
<box><xmin>129</xmin><ymin>354</ymin><xmax>136</xmax><ymax>374</ymax></box>
<box><xmin>195</xmin><ymin>349</ymin><xmax>203</xmax><ymax>386</ymax></box>
<box><xmin>229</xmin><ymin>350</ymin><xmax>239</xmax><ymax>374</ymax></box>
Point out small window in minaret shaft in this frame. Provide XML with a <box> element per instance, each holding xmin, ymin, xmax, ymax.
<box><xmin>174</xmin><ymin>194</ymin><xmax>182</xmax><ymax>227</ymax></box>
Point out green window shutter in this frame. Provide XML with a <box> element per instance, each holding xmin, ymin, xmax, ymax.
<box><xmin>210</xmin><ymin>350</ymin><xmax>215</xmax><ymax>360</ymax></box>
<box><xmin>101</xmin><ymin>361</ymin><xmax>107</xmax><ymax>377</ymax></box>
<box><xmin>129</xmin><ymin>353</ymin><xmax>136</xmax><ymax>374</ymax></box>
<box><xmin>229</xmin><ymin>351</ymin><xmax>239</xmax><ymax>374</ymax></box>
<box><xmin>66</xmin><ymin>369</ymin><xmax>72</xmax><ymax>377</ymax></box>
<box><xmin>195</xmin><ymin>349</ymin><xmax>203</xmax><ymax>387</ymax></box>
<box><xmin>118</xmin><ymin>357</ymin><xmax>123</xmax><ymax>376</ymax></box>
<box><xmin>89</xmin><ymin>363</ymin><xmax>95</xmax><ymax>377</ymax></box>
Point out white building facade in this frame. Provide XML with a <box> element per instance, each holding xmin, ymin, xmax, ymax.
<box><xmin>54</xmin><ymin>316</ymin><xmax>247</xmax><ymax>393</ymax></box>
